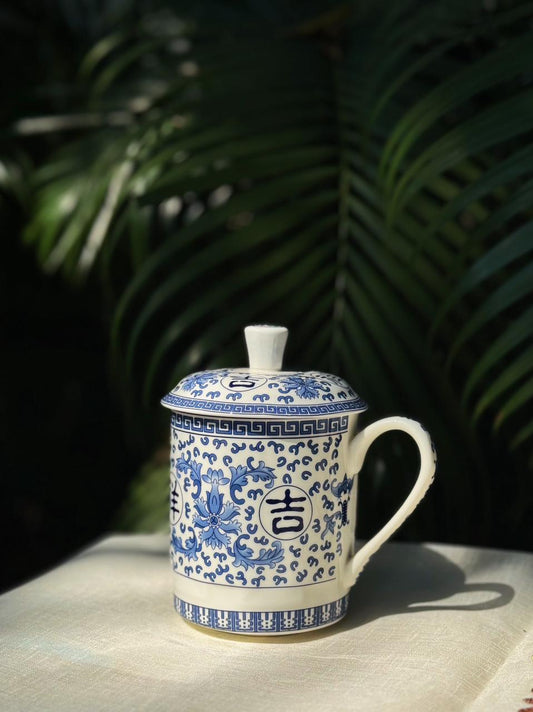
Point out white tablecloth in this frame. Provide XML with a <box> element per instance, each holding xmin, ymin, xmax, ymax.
<box><xmin>1</xmin><ymin>535</ymin><xmax>532</xmax><ymax>711</ymax></box>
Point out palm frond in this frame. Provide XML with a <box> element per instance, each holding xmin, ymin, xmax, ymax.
<box><xmin>14</xmin><ymin>0</ymin><xmax>533</xmax><ymax>545</ymax></box>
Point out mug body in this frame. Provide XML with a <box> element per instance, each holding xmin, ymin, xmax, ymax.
<box><xmin>169</xmin><ymin>410</ymin><xmax>360</xmax><ymax>635</ymax></box>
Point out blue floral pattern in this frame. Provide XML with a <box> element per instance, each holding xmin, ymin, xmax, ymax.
<box><xmin>169</xmin><ymin>415</ymin><xmax>351</xmax><ymax>590</ymax></box>
<box><xmin>180</xmin><ymin>371</ymin><xmax>220</xmax><ymax>393</ymax></box>
<box><xmin>278</xmin><ymin>376</ymin><xmax>329</xmax><ymax>400</ymax></box>
<box><xmin>232</xmin><ymin>534</ymin><xmax>284</xmax><ymax>570</ymax></box>
<box><xmin>193</xmin><ymin>469</ymin><xmax>241</xmax><ymax>548</ymax></box>
<box><xmin>162</xmin><ymin>369</ymin><xmax>367</xmax><ymax>416</ymax></box>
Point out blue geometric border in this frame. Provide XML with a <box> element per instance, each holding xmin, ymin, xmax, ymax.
<box><xmin>174</xmin><ymin>594</ymin><xmax>349</xmax><ymax>634</ymax></box>
<box><xmin>170</xmin><ymin>412</ymin><xmax>349</xmax><ymax>437</ymax></box>
<box><xmin>161</xmin><ymin>394</ymin><xmax>367</xmax><ymax>416</ymax></box>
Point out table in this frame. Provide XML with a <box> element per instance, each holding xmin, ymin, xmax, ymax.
<box><xmin>1</xmin><ymin>535</ymin><xmax>532</xmax><ymax>711</ymax></box>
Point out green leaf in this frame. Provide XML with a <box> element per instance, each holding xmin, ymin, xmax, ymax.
<box><xmin>390</xmin><ymin>88</ymin><xmax>533</xmax><ymax>219</ymax></box>
<box><xmin>463</xmin><ymin>305</ymin><xmax>533</xmax><ymax>404</ymax></box>
<box><xmin>425</xmin><ymin>144</ymin><xmax>533</xmax><ymax>243</ymax></box>
<box><xmin>448</xmin><ymin>262</ymin><xmax>533</xmax><ymax>367</ymax></box>
<box><xmin>432</xmin><ymin>220</ymin><xmax>533</xmax><ymax>337</ymax></box>
<box><xmin>381</xmin><ymin>31</ymin><xmax>533</xmax><ymax>191</ymax></box>
<box><xmin>494</xmin><ymin>376</ymin><xmax>533</xmax><ymax>432</ymax></box>
<box><xmin>510</xmin><ymin>420</ymin><xmax>533</xmax><ymax>451</ymax></box>
<box><xmin>15</xmin><ymin>0</ymin><xmax>533</xmax><ymax>547</ymax></box>
<box><xmin>473</xmin><ymin>345</ymin><xmax>533</xmax><ymax>422</ymax></box>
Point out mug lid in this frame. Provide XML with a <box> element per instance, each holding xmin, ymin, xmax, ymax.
<box><xmin>160</xmin><ymin>325</ymin><xmax>367</xmax><ymax>418</ymax></box>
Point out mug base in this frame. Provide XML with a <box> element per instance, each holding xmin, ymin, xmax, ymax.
<box><xmin>174</xmin><ymin>594</ymin><xmax>349</xmax><ymax>636</ymax></box>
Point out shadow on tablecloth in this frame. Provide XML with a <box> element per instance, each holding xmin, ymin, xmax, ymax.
<box><xmin>339</xmin><ymin>542</ymin><xmax>514</xmax><ymax>631</ymax></box>
<box><xmin>179</xmin><ymin>541</ymin><xmax>515</xmax><ymax>644</ymax></box>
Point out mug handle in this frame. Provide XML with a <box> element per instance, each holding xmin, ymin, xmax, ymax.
<box><xmin>344</xmin><ymin>416</ymin><xmax>436</xmax><ymax>587</ymax></box>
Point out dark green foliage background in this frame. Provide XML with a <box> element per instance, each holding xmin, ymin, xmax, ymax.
<box><xmin>2</xmin><ymin>0</ymin><xmax>532</xmax><ymax>590</ymax></box>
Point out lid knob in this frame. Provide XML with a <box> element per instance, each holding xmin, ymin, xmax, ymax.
<box><xmin>245</xmin><ymin>325</ymin><xmax>288</xmax><ymax>371</ymax></box>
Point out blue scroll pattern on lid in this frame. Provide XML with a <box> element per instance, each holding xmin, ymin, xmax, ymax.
<box><xmin>162</xmin><ymin>369</ymin><xmax>368</xmax><ymax>415</ymax></box>
<box><xmin>179</xmin><ymin>370</ymin><xmax>351</xmax><ymax>402</ymax></box>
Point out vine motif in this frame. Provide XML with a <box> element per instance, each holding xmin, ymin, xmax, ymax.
<box><xmin>231</xmin><ymin>534</ymin><xmax>284</xmax><ymax>571</ymax></box>
<box><xmin>176</xmin><ymin>455</ymin><xmax>202</xmax><ymax>499</ymax></box>
<box><xmin>170</xmin><ymin>428</ymin><xmax>352</xmax><ymax>587</ymax></box>
<box><xmin>171</xmin><ymin>453</ymin><xmax>282</xmax><ymax>574</ymax></box>
<box><xmin>229</xmin><ymin>457</ymin><xmax>275</xmax><ymax>504</ymax></box>
<box><xmin>331</xmin><ymin>474</ymin><xmax>354</xmax><ymax>527</ymax></box>
<box><xmin>180</xmin><ymin>371</ymin><xmax>221</xmax><ymax>393</ymax></box>
<box><xmin>171</xmin><ymin>527</ymin><xmax>201</xmax><ymax>561</ymax></box>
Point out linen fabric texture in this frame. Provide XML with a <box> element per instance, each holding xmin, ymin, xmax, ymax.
<box><xmin>1</xmin><ymin>534</ymin><xmax>532</xmax><ymax>712</ymax></box>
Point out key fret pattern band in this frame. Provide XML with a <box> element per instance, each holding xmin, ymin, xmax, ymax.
<box><xmin>171</xmin><ymin>412</ymin><xmax>349</xmax><ymax>437</ymax></box>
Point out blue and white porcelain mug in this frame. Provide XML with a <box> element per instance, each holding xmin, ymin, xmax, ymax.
<box><xmin>161</xmin><ymin>325</ymin><xmax>436</xmax><ymax>635</ymax></box>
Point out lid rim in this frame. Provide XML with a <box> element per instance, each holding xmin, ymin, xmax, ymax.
<box><xmin>161</xmin><ymin>393</ymin><xmax>367</xmax><ymax>417</ymax></box>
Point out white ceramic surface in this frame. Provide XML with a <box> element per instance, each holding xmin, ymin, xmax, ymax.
<box><xmin>161</xmin><ymin>325</ymin><xmax>436</xmax><ymax>635</ymax></box>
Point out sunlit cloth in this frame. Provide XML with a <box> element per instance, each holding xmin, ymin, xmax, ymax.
<box><xmin>1</xmin><ymin>535</ymin><xmax>531</xmax><ymax>711</ymax></box>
